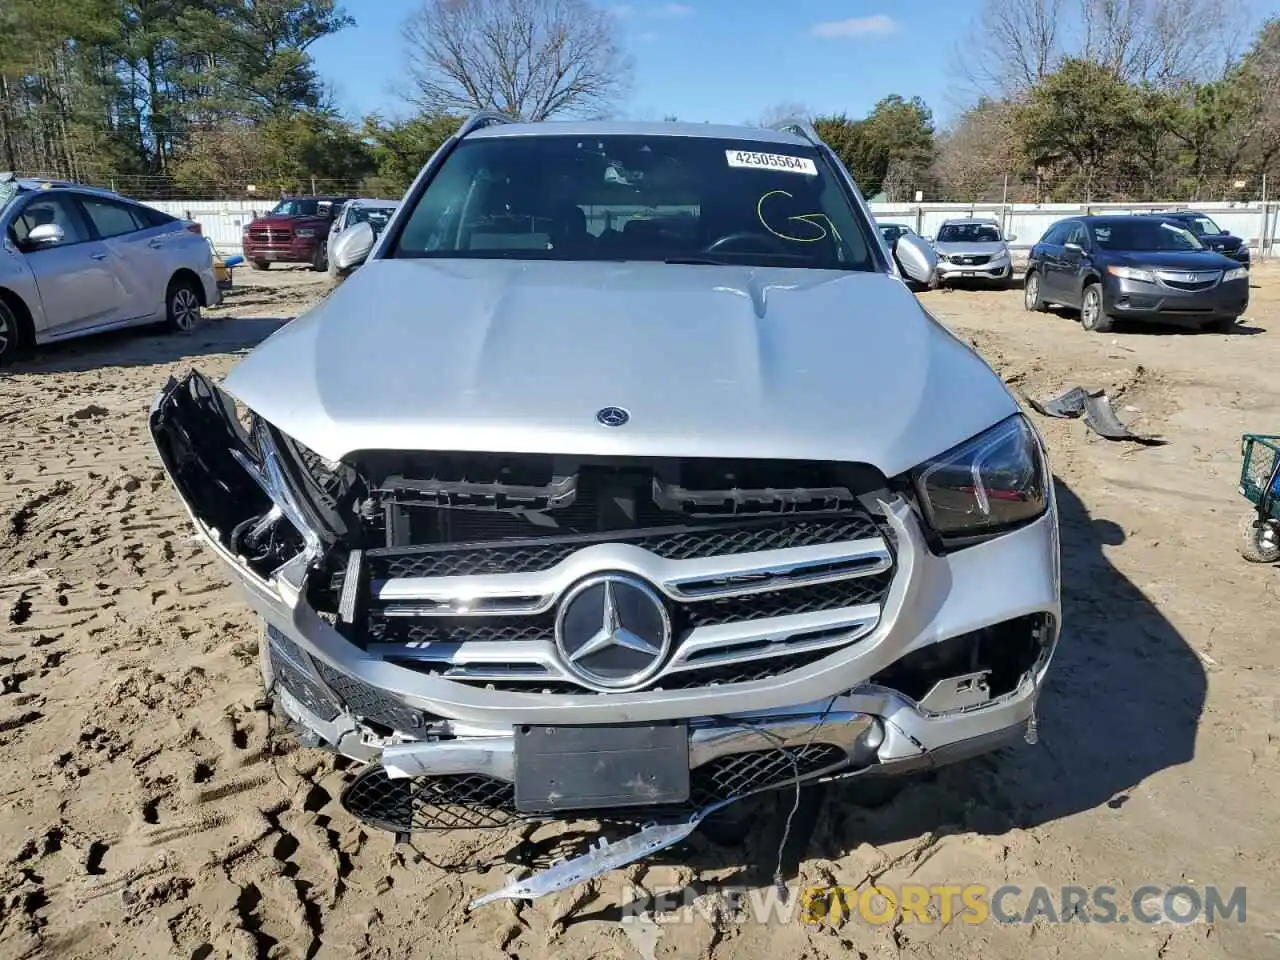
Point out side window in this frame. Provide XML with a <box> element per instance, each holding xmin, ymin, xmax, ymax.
<box><xmin>1040</xmin><ymin>222</ymin><xmax>1070</xmax><ymax>246</ymax></box>
<box><xmin>79</xmin><ymin>197</ymin><xmax>144</xmax><ymax>239</ymax></box>
<box><xmin>1065</xmin><ymin>222</ymin><xmax>1088</xmax><ymax>247</ymax></box>
<box><xmin>136</xmin><ymin>205</ymin><xmax>177</xmax><ymax>229</ymax></box>
<box><xmin>10</xmin><ymin>195</ymin><xmax>91</xmax><ymax>247</ymax></box>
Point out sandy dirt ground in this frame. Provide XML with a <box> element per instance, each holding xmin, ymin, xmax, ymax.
<box><xmin>1</xmin><ymin>262</ymin><xmax>1278</xmax><ymax>960</ymax></box>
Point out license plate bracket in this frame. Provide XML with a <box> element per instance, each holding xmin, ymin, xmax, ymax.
<box><xmin>514</xmin><ymin>722</ymin><xmax>690</xmax><ymax>813</ymax></box>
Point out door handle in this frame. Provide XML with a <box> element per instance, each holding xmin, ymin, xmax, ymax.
<box><xmin>147</xmin><ymin>239</ymin><xmax>164</xmax><ymax>248</ymax></box>
<box><xmin>89</xmin><ymin>253</ymin><xmax>108</xmax><ymax>260</ymax></box>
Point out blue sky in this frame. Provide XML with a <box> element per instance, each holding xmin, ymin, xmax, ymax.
<box><xmin>312</xmin><ymin>1</ymin><xmax>988</xmax><ymax>127</ymax></box>
<box><xmin>310</xmin><ymin>0</ymin><xmax>1278</xmax><ymax>128</ymax></box>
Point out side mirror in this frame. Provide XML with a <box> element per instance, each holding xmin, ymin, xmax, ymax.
<box><xmin>894</xmin><ymin>233</ymin><xmax>938</xmax><ymax>285</ymax></box>
<box><xmin>332</xmin><ymin>221</ymin><xmax>375</xmax><ymax>275</ymax></box>
<box><xmin>1063</xmin><ymin>242</ymin><xmax>1083</xmax><ymax>259</ymax></box>
<box><xmin>24</xmin><ymin>223</ymin><xmax>65</xmax><ymax>248</ymax></box>
<box><xmin>1006</xmin><ymin>233</ymin><xmax>1018</xmax><ymax>243</ymax></box>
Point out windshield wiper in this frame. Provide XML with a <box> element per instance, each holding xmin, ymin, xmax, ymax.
<box><xmin>663</xmin><ymin>256</ymin><xmax>732</xmax><ymax>265</ymax></box>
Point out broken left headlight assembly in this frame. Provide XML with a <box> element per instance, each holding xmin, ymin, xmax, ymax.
<box><xmin>909</xmin><ymin>413</ymin><xmax>1049</xmax><ymax>549</ymax></box>
<box><xmin>150</xmin><ymin>373</ymin><xmax>337</xmax><ymax>581</ymax></box>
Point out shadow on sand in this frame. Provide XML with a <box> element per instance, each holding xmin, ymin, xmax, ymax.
<box><xmin>5</xmin><ymin>316</ymin><xmax>288</xmax><ymax>375</ymax></box>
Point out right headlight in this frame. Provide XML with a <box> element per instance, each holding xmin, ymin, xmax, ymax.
<box><xmin>912</xmin><ymin>414</ymin><xmax>1048</xmax><ymax>539</ymax></box>
<box><xmin>1224</xmin><ymin>266</ymin><xmax>1248</xmax><ymax>282</ymax></box>
<box><xmin>1107</xmin><ymin>265</ymin><xmax>1156</xmax><ymax>283</ymax></box>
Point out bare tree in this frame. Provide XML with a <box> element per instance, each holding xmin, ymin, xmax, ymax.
<box><xmin>401</xmin><ymin>0</ymin><xmax>633</xmax><ymax>120</ymax></box>
<box><xmin>957</xmin><ymin>0</ymin><xmax>1249</xmax><ymax>98</ymax></box>
<box><xmin>957</xmin><ymin>0</ymin><xmax>1069</xmax><ymax>97</ymax></box>
<box><xmin>1083</xmin><ymin>0</ymin><xmax>1249</xmax><ymax>85</ymax></box>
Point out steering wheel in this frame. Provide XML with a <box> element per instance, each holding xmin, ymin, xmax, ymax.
<box><xmin>704</xmin><ymin>230</ymin><xmax>791</xmax><ymax>255</ymax></box>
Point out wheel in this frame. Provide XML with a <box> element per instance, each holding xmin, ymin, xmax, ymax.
<box><xmin>165</xmin><ymin>277</ymin><xmax>203</xmax><ymax>333</ymax></box>
<box><xmin>1079</xmin><ymin>283</ymin><xmax>1113</xmax><ymax>332</ymax></box>
<box><xmin>251</xmin><ymin>260</ymin><xmax>270</xmax><ymax>271</ymax></box>
<box><xmin>0</xmin><ymin>296</ymin><xmax>25</xmax><ymax>365</ymax></box>
<box><xmin>311</xmin><ymin>245</ymin><xmax>328</xmax><ymax>273</ymax></box>
<box><xmin>1023</xmin><ymin>272</ymin><xmax>1048</xmax><ymax>312</ymax></box>
<box><xmin>1238</xmin><ymin>514</ymin><xmax>1280</xmax><ymax>563</ymax></box>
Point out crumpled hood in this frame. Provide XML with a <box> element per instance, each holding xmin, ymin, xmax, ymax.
<box><xmin>934</xmin><ymin>240</ymin><xmax>1008</xmax><ymax>258</ymax></box>
<box><xmin>222</xmin><ymin>259</ymin><xmax>1019</xmax><ymax>478</ymax></box>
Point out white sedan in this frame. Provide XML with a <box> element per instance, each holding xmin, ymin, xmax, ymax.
<box><xmin>0</xmin><ymin>174</ymin><xmax>220</xmax><ymax>364</ymax></box>
<box><xmin>325</xmin><ymin>198</ymin><xmax>398</xmax><ymax>280</ymax></box>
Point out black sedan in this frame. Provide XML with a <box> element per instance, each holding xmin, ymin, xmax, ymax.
<box><xmin>1023</xmin><ymin>216</ymin><xmax>1250</xmax><ymax>333</ymax></box>
<box><xmin>1146</xmin><ymin>210</ymin><xmax>1250</xmax><ymax>268</ymax></box>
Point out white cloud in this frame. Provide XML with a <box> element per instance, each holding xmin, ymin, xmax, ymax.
<box><xmin>654</xmin><ymin>2</ymin><xmax>693</xmax><ymax>16</ymax></box>
<box><xmin>810</xmin><ymin>14</ymin><xmax>897</xmax><ymax>38</ymax></box>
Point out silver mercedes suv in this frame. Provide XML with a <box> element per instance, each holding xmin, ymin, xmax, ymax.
<box><xmin>150</xmin><ymin>113</ymin><xmax>1060</xmax><ymax>899</ymax></box>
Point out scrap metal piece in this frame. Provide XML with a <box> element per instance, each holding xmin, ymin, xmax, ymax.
<box><xmin>1081</xmin><ymin>392</ymin><xmax>1168</xmax><ymax>446</ymax></box>
<box><xmin>1025</xmin><ymin>386</ymin><xmax>1089</xmax><ymax>420</ymax></box>
<box><xmin>1025</xmin><ymin>386</ymin><xmax>1167</xmax><ymax>445</ymax></box>
<box><xmin>468</xmin><ymin>800</ymin><xmax>734</xmax><ymax>910</ymax></box>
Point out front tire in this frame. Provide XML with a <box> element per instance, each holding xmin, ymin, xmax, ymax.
<box><xmin>1238</xmin><ymin>515</ymin><xmax>1280</xmax><ymax>563</ymax></box>
<box><xmin>311</xmin><ymin>245</ymin><xmax>328</xmax><ymax>273</ymax></box>
<box><xmin>251</xmin><ymin>259</ymin><xmax>270</xmax><ymax>271</ymax></box>
<box><xmin>1079</xmin><ymin>283</ymin><xmax>1113</xmax><ymax>333</ymax></box>
<box><xmin>165</xmin><ymin>278</ymin><xmax>203</xmax><ymax>333</ymax></box>
<box><xmin>0</xmin><ymin>296</ymin><xmax>24</xmax><ymax>365</ymax></box>
<box><xmin>1024</xmin><ymin>272</ymin><xmax>1048</xmax><ymax>312</ymax></box>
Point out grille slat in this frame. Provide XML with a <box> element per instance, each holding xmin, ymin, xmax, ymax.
<box><xmin>367</xmin><ymin>515</ymin><xmax>879</xmax><ymax>580</ymax></box>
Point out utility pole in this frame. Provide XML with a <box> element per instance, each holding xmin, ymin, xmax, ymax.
<box><xmin>1262</xmin><ymin>173</ymin><xmax>1269</xmax><ymax>263</ymax></box>
<box><xmin>1001</xmin><ymin>172</ymin><xmax>1009</xmax><ymax>235</ymax></box>
<box><xmin>311</xmin><ymin>175</ymin><xmax>317</xmax><ymax>195</ymax></box>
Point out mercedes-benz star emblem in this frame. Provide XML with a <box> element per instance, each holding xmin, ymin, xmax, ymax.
<box><xmin>555</xmin><ymin>574</ymin><xmax>672</xmax><ymax>690</ymax></box>
<box><xmin>596</xmin><ymin>406</ymin><xmax>630</xmax><ymax>427</ymax></box>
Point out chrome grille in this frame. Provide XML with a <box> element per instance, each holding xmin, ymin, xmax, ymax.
<box><xmin>1157</xmin><ymin>269</ymin><xmax>1220</xmax><ymax>291</ymax></box>
<box><xmin>366</xmin><ymin>515</ymin><xmax>879</xmax><ymax>579</ymax></box>
<box><xmin>352</xmin><ymin>510</ymin><xmax>895</xmax><ymax>693</ymax></box>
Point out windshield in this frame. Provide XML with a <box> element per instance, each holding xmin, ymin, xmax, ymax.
<box><xmin>1091</xmin><ymin>220</ymin><xmax>1204</xmax><ymax>252</ymax></box>
<box><xmin>270</xmin><ymin>198</ymin><xmax>333</xmax><ymax>218</ymax></box>
<box><xmin>936</xmin><ymin>223</ymin><xmax>1001</xmax><ymax>243</ymax></box>
<box><xmin>389</xmin><ymin>134</ymin><xmax>878</xmax><ymax>271</ymax></box>
<box><xmin>1181</xmin><ymin>215</ymin><xmax>1221</xmax><ymax>236</ymax></box>
<box><xmin>351</xmin><ymin>206</ymin><xmax>395</xmax><ymax>232</ymax></box>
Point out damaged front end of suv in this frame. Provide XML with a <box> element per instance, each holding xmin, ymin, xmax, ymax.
<box><xmin>149</xmin><ymin>113</ymin><xmax>1061</xmax><ymax>906</ymax></box>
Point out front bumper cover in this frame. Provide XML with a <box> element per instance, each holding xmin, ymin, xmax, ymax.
<box><xmin>150</xmin><ymin>371</ymin><xmax>1061</xmax><ymax>823</ymax></box>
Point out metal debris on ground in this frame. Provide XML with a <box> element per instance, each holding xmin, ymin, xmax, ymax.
<box><xmin>1025</xmin><ymin>386</ymin><xmax>1168</xmax><ymax>446</ymax></box>
<box><xmin>468</xmin><ymin>802</ymin><xmax>733</xmax><ymax>909</ymax></box>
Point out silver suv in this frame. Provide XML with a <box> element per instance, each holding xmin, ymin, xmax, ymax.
<box><xmin>150</xmin><ymin>114</ymin><xmax>1059</xmax><ymax>899</ymax></box>
<box><xmin>0</xmin><ymin>174</ymin><xmax>220</xmax><ymax>364</ymax></box>
<box><xmin>932</xmin><ymin>217</ymin><xmax>1016</xmax><ymax>287</ymax></box>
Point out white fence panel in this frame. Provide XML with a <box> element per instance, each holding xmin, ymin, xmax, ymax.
<box><xmin>139</xmin><ymin>197</ymin><xmax>1280</xmax><ymax>259</ymax></box>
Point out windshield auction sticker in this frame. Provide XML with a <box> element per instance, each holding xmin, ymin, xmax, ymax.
<box><xmin>726</xmin><ymin>150</ymin><xmax>818</xmax><ymax>175</ymax></box>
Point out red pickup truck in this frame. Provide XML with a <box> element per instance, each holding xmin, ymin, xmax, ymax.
<box><xmin>241</xmin><ymin>196</ymin><xmax>351</xmax><ymax>271</ymax></box>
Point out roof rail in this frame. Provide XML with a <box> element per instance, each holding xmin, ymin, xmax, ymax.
<box><xmin>456</xmin><ymin>109</ymin><xmax>518</xmax><ymax>139</ymax></box>
<box><xmin>770</xmin><ymin>118</ymin><xmax>826</xmax><ymax>149</ymax></box>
